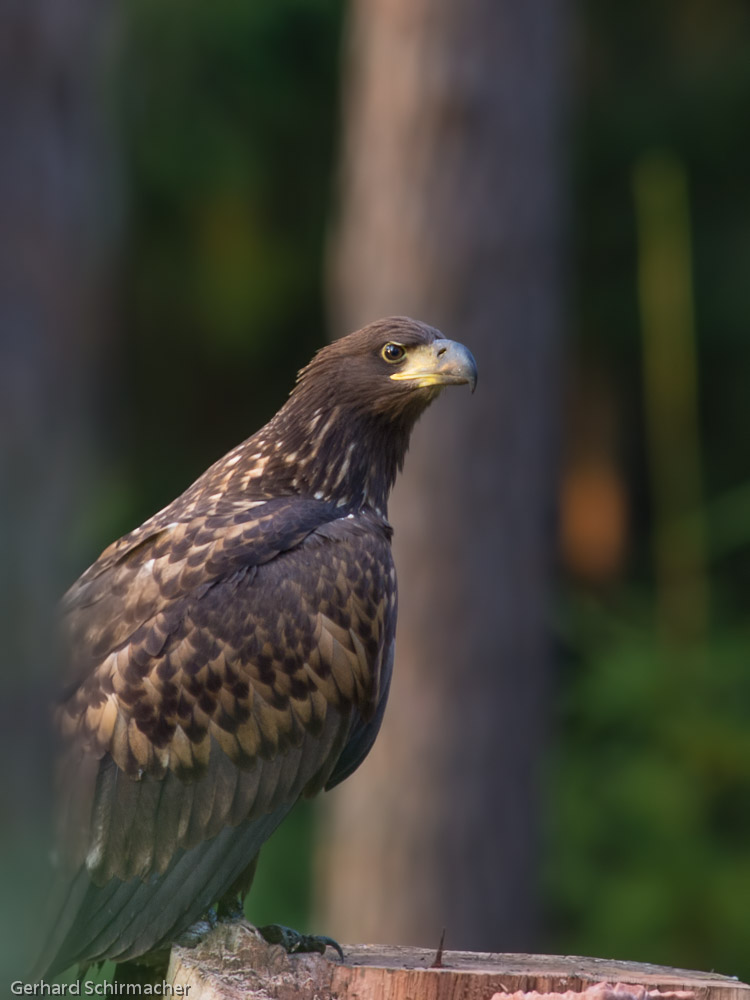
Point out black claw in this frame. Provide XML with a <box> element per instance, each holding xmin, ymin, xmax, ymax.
<box><xmin>174</xmin><ymin>906</ymin><xmax>220</xmax><ymax>948</ymax></box>
<box><xmin>258</xmin><ymin>924</ymin><xmax>344</xmax><ymax>961</ymax></box>
<box><xmin>312</xmin><ymin>935</ymin><xmax>344</xmax><ymax>961</ymax></box>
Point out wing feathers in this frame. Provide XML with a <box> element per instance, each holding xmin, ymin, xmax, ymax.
<box><xmin>42</xmin><ymin>503</ymin><xmax>395</xmax><ymax>975</ymax></box>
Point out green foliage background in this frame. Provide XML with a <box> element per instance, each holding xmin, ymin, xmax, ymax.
<box><xmin>78</xmin><ymin>0</ymin><xmax>750</xmax><ymax>981</ymax></box>
<box><xmin>547</xmin><ymin>2</ymin><xmax>750</xmax><ymax>977</ymax></box>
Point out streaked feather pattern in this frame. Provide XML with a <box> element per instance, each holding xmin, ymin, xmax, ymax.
<box><xmin>35</xmin><ymin>318</ymin><xmax>476</xmax><ymax>978</ymax></box>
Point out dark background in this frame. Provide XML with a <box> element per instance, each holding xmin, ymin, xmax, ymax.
<box><xmin>2</xmin><ymin>0</ymin><xmax>749</xmax><ymax>983</ymax></box>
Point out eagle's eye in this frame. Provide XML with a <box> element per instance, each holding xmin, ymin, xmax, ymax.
<box><xmin>381</xmin><ymin>342</ymin><xmax>406</xmax><ymax>364</ymax></box>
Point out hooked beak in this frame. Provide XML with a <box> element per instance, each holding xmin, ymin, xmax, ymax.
<box><xmin>389</xmin><ymin>338</ymin><xmax>478</xmax><ymax>393</ymax></box>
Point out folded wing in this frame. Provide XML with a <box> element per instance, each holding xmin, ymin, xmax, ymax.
<box><xmin>39</xmin><ymin>499</ymin><xmax>396</xmax><ymax>975</ymax></box>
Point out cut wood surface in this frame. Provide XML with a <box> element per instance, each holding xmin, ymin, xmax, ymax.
<box><xmin>167</xmin><ymin>922</ymin><xmax>749</xmax><ymax>1000</ymax></box>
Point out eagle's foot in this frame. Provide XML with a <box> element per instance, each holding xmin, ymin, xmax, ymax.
<box><xmin>257</xmin><ymin>923</ymin><xmax>344</xmax><ymax>961</ymax></box>
<box><xmin>175</xmin><ymin>907</ymin><xmax>218</xmax><ymax>948</ymax></box>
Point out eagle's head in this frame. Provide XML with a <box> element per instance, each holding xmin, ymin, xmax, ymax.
<box><xmin>210</xmin><ymin>317</ymin><xmax>477</xmax><ymax>515</ymax></box>
<box><xmin>295</xmin><ymin>317</ymin><xmax>477</xmax><ymax>422</ymax></box>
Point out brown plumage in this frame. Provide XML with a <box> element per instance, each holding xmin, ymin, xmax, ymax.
<box><xmin>36</xmin><ymin>317</ymin><xmax>477</xmax><ymax>977</ymax></box>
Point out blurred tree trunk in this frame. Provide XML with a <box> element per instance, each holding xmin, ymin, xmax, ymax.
<box><xmin>0</xmin><ymin>0</ymin><xmax>118</xmax><ymax>979</ymax></box>
<box><xmin>318</xmin><ymin>0</ymin><xmax>568</xmax><ymax>951</ymax></box>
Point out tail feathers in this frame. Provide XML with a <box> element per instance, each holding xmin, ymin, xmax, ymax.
<box><xmin>34</xmin><ymin>805</ymin><xmax>292</xmax><ymax>980</ymax></box>
<box><xmin>29</xmin><ymin>866</ymin><xmax>92</xmax><ymax>982</ymax></box>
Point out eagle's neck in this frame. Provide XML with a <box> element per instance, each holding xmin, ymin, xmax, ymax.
<box><xmin>209</xmin><ymin>393</ymin><xmax>429</xmax><ymax>518</ymax></box>
<box><xmin>258</xmin><ymin>401</ymin><xmax>417</xmax><ymax>516</ymax></box>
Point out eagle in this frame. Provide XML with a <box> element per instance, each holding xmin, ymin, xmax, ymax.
<box><xmin>36</xmin><ymin>317</ymin><xmax>477</xmax><ymax>978</ymax></box>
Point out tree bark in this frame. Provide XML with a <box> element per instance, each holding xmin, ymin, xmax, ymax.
<box><xmin>168</xmin><ymin>925</ymin><xmax>750</xmax><ymax>1000</ymax></box>
<box><xmin>318</xmin><ymin>0</ymin><xmax>568</xmax><ymax>951</ymax></box>
<box><xmin>0</xmin><ymin>0</ymin><xmax>118</xmax><ymax>979</ymax></box>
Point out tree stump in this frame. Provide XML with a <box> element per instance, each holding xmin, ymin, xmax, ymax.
<box><xmin>167</xmin><ymin>922</ymin><xmax>749</xmax><ymax>1000</ymax></box>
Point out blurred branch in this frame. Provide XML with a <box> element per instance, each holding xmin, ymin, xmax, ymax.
<box><xmin>633</xmin><ymin>151</ymin><xmax>708</xmax><ymax>643</ymax></box>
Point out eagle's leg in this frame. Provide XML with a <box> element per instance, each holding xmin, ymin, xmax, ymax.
<box><xmin>216</xmin><ymin>853</ymin><xmax>259</xmax><ymax>922</ymax></box>
<box><xmin>256</xmin><ymin>923</ymin><xmax>344</xmax><ymax>961</ymax></box>
<box><xmin>217</xmin><ymin>855</ymin><xmax>344</xmax><ymax>959</ymax></box>
<box><xmin>216</xmin><ymin>896</ymin><xmax>244</xmax><ymax>922</ymax></box>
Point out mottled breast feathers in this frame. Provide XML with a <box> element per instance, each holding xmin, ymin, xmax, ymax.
<box><xmin>56</xmin><ymin>497</ymin><xmax>395</xmax><ymax>885</ymax></box>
